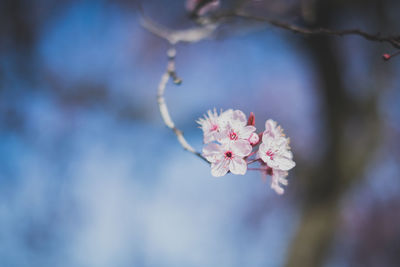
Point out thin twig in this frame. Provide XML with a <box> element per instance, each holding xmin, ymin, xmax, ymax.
<box><xmin>248</xmin><ymin>167</ymin><xmax>266</xmax><ymax>171</ymax></box>
<box><xmin>157</xmin><ymin>48</ymin><xmax>209</xmax><ymax>163</ymax></box>
<box><xmin>228</xmin><ymin>11</ymin><xmax>400</xmax><ymax>49</ymax></box>
<box><xmin>246</xmin><ymin>158</ymin><xmax>261</xmax><ymax>165</ymax></box>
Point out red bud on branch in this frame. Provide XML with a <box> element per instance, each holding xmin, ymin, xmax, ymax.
<box><xmin>247</xmin><ymin>112</ymin><xmax>255</xmax><ymax>126</ymax></box>
<box><xmin>382</xmin><ymin>50</ymin><xmax>400</xmax><ymax>61</ymax></box>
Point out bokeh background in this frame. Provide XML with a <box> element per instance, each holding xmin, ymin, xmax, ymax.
<box><xmin>0</xmin><ymin>0</ymin><xmax>399</xmax><ymax>266</ymax></box>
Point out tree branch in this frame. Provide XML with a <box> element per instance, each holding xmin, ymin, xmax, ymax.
<box><xmin>140</xmin><ymin>15</ymin><xmax>218</xmax><ymax>45</ymax></box>
<box><xmin>157</xmin><ymin>47</ymin><xmax>209</xmax><ymax>163</ymax></box>
<box><xmin>226</xmin><ymin>11</ymin><xmax>400</xmax><ymax>49</ymax></box>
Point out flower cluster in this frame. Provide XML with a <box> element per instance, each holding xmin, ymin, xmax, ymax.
<box><xmin>198</xmin><ymin>109</ymin><xmax>295</xmax><ymax>194</ymax></box>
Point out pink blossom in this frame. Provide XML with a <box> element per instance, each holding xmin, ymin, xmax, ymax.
<box><xmin>217</xmin><ymin>110</ymin><xmax>256</xmax><ymax>144</ymax></box>
<box><xmin>198</xmin><ymin>111</ymin><xmax>296</xmax><ymax>193</ymax></box>
<box><xmin>186</xmin><ymin>0</ymin><xmax>220</xmax><ymax>16</ymax></box>
<box><xmin>258</xmin><ymin>120</ymin><xmax>295</xmax><ymax>171</ymax></box>
<box><xmin>197</xmin><ymin>108</ymin><xmax>233</xmax><ymax>143</ymax></box>
<box><xmin>203</xmin><ymin>140</ymin><xmax>252</xmax><ymax>177</ymax></box>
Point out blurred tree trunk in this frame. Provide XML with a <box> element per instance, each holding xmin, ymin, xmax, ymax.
<box><xmin>284</xmin><ymin>1</ymin><xmax>382</xmax><ymax>266</ymax></box>
<box><xmin>285</xmin><ymin>30</ymin><xmax>345</xmax><ymax>267</ymax></box>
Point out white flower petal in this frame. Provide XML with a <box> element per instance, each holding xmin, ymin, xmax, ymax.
<box><xmin>229</xmin><ymin>157</ymin><xmax>247</xmax><ymax>175</ymax></box>
<box><xmin>216</xmin><ymin>128</ymin><xmax>232</xmax><ymax>144</ymax></box>
<box><xmin>271</xmin><ymin>182</ymin><xmax>284</xmax><ymax>195</ymax></box>
<box><xmin>261</xmin><ymin>134</ymin><xmax>273</xmax><ymax>147</ymax></box>
<box><xmin>271</xmin><ymin>169</ymin><xmax>288</xmax><ymax>195</ymax></box>
<box><xmin>218</xmin><ymin>109</ymin><xmax>234</xmax><ymax>128</ymax></box>
<box><xmin>239</xmin><ymin>125</ymin><xmax>256</xmax><ymax>139</ymax></box>
<box><xmin>203</xmin><ymin>132</ymin><xmax>216</xmax><ymax>144</ymax></box>
<box><xmin>211</xmin><ymin>160</ymin><xmax>229</xmax><ymax>177</ymax></box>
<box><xmin>231</xmin><ymin>110</ymin><xmax>247</xmax><ymax>127</ymax></box>
<box><xmin>281</xmin><ymin>149</ymin><xmax>293</xmax><ymax>159</ymax></box>
<box><xmin>263</xmin><ymin>119</ymin><xmax>285</xmax><ymax>142</ymax></box>
<box><xmin>263</xmin><ymin>119</ymin><xmax>277</xmax><ymax>139</ymax></box>
<box><xmin>258</xmin><ymin>143</ymin><xmax>269</xmax><ymax>162</ymax></box>
<box><xmin>276</xmin><ymin>136</ymin><xmax>289</xmax><ymax>147</ymax></box>
<box><xmin>231</xmin><ymin>140</ymin><xmax>252</xmax><ymax>157</ymax></box>
<box><xmin>265</xmin><ymin>119</ymin><xmax>277</xmax><ymax>131</ymax></box>
<box><xmin>274</xmin><ymin>155</ymin><xmax>296</xmax><ymax>171</ymax></box>
<box><xmin>203</xmin><ymin>143</ymin><xmax>223</xmax><ymax>162</ymax></box>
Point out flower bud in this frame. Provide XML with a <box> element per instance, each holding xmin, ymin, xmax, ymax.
<box><xmin>382</xmin><ymin>53</ymin><xmax>391</xmax><ymax>61</ymax></box>
<box><xmin>247</xmin><ymin>112</ymin><xmax>255</xmax><ymax>126</ymax></box>
<box><xmin>248</xmin><ymin>132</ymin><xmax>260</xmax><ymax>146</ymax></box>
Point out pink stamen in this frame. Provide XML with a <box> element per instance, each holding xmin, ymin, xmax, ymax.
<box><xmin>229</xmin><ymin>131</ymin><xmax>238</xmax><ymax>140</ymax></box>
<box><xmin>224</xmin><ymin>151</ymin><xmax>233</xmax><ymax>159</ymax></box>
<box><xmin>211</xmin><ymin>124</ymin><xmax>218</xmax><ymax>131</ymax></box>
<box><xmin>266</xmin><ymin>150</ymin><xmax>274</xmax><ymax>160</ymax></box>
